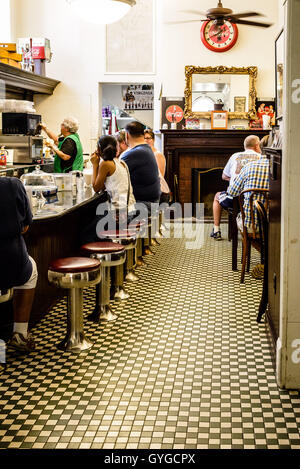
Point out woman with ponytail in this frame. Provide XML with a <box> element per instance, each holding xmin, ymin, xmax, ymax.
<box><xmin>90</xmin><ymin>135</ymin><xmax>136</xmax><ymax>228</ymax></box>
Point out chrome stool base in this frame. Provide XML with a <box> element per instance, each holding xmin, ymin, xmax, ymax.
<box><xmin>136</xmin><ymin>257</ymin><xmax>147</xmax><ymax>267</ymax></box>
<box><xmin>114</xmin><ymin>286</ymin><xmax>130</xmax><ymax>301</ymax></box>
<box><xmin>58</xmin><ymin>334</ymin><xmax>93</xmax><ymax>353</ymax></box>
<box><xmin>125</xmin><ymin>270</ymin><xmax>139</xmax><ymax>282</ymax></box>
<box><xmin>151</xmin><ymin>238</ymin><xmax>160</xmax><ymax>247</ymax></box>
<box><xmin>87</xmin><ymin>304</ymin><xmax>118</xmax><ymax>322</ymax></box>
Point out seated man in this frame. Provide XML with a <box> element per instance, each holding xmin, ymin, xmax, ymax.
<box><xmin>227</xmin><ymin>153</ymin><xmax>269</xmax><ymax>232</ymax></box>
<box><xmin>0</xmin><ymin>177</ymin><xmax>38</xmax><ymax>353</ymax></box>
<box><xmin>122</xmin><ymin>121</ymin><xmax>161</xmax><ymax>212</ymax></box>
<box><xmin>211</xmin><ymin>135</ymin><xmax>262</xmax><ymax>240</ymax></box>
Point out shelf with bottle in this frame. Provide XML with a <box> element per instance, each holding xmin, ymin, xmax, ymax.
<box><xmin>124</xmin><ymin>102</ymin><xmax>153</xmax><ymax>111</ymax></box>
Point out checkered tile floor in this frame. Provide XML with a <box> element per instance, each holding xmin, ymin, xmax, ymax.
<box><xmin>0</xmin><ymin>224</ymin><xmax>300</xmax><ymax>449</ymax></box>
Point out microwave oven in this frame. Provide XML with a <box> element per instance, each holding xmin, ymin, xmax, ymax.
<box><xmin>2</xmin><ymin>113</ymin><xmax>42</xmax><ymax>136</ymax></box>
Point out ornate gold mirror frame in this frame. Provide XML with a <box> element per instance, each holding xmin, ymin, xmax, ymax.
<box><xmin>184</xmin><ymin>65</ymin><xmax>258</xmax><ymax>120</ymax></box>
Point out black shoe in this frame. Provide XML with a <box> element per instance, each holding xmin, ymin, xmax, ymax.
<box><xmin>8</xmin><ymin>332</ymin><xmax>35</xmax><ymax>353</ymax></box>
<box><xmin>210</xmin><ymin>229</ymin><xmax>222</xmax><ymax>241</ymax></box>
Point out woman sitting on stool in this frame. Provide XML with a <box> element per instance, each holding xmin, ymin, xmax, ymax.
<box><xmin>82</xmin><ymin>135</ymin><xmax>136</xmax><ymax>242</ymax></box>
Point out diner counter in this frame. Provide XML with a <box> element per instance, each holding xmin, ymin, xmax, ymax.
<box><xmin>0</xmin><ymin>187</ymin><xmax>108</xmax><ymax>340</ymax></box>
<box><xmin>0</xmin><ymin>161</ymin><xmax>54</xmax><ymax>177</ymax></box>
<box><xmin>32</xmin><ymin>187</ymin><xmax>102</xmax><ymax>221</ymax></box>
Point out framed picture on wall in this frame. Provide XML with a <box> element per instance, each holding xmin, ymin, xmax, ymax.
<box><xmin>211</xmin><ymin>111</ymin><xmax>228</xmax><ymax>129</ymax></box>
<box><xmin>256</xmin><ymin>99</ymin><xmax>276</xmax><ymax>127</ymax></box>
<box><xmin>234</xmin><ymin>96</ymin><xmax>246</xmax><ymax>113</ymax></box>
<box><xmin>275</xmin><ymin>29</ymin><xmax>284</xmax><ymax>120</ymax></box>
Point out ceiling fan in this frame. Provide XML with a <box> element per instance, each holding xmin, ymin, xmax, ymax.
<box><xmin>166</xmin><ymin>1</ymin><xmax>273</xmax><ymax>28</ymax></box>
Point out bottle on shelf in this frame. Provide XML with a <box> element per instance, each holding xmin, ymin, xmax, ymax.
<box><xmin>0</xmin><ymin>146</ymin><xmax>8</xmax><ymax>166</ymax></box>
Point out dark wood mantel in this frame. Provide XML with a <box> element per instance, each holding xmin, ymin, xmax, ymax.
<box><xmin>162</xmin><ymin>129</ymin><xmax>269</xmax><ymax>204</ymax></box>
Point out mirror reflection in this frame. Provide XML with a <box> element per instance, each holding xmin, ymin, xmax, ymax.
<box><xmin>184</xmin><ymin>66</ymin><xmax>258</xmax><ymax>120</ymax></box>
<box><xmin>192</xmin><ymin>74</ymin><xmax>250</xmax><ymax>113</ymax></box>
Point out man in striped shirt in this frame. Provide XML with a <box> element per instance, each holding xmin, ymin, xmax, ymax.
<box><xmin>227</xmin><ymin>155</ymin><xmax>269</xmax><ymax>232</ymax></box>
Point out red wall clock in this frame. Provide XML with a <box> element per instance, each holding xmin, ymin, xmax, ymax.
<box><xmin>200</xmin><ymin>20</ymin><xmax>238</xmax><ymax>53</ymax></box>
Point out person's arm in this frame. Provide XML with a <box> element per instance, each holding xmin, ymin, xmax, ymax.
<box><xmin>155</xmin><ymin>152</ymin><xmax>166</xmax><ymax>176</ymax></box>
<box><xmin>40</xmin><ymin>123</ymin><xmax>59</xmax><ymax>145</ymax></box>
<box><xmin>21</xmin><ymin>225</ymin><xmax>29</xmax><ymax>235</ymax></box>
<box><xmin>48</xmin><ymin>143</ymin><xmax>72</xmax><ymax>161</ymax></box>
<box><xmin>227</xmin><ymin>170</ymin><xmax>245</xmax><ymax>198</ymax></box>
<box><xmin>47</xmin><ymin>137</ymin><xmax>75</xmax><ymax>161</ymax></box>
<box><xmin>222</xmin><ymin>173</ymin><xmax>231</xmax><ymax>182</ymax></box>
<box><xmin>92</xmin><ymin>159</ymin><xmax>111</xmax><ymax>193</ymax></box>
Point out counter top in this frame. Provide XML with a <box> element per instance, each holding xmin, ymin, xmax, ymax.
<box><xmin>32</xmin><ymin>188</ymin><xmax>105</xmax><ymax>221</ymax></box>
<box><xmin>0</xmin><ymin>162</ymin><xmax>54</xmax><ymax>177</ymax></box>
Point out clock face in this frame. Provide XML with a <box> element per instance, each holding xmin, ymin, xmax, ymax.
<box><xmin>200</xmin><ymin>20</ymin><xmax>238</xmax><ymax>53</ymax></box>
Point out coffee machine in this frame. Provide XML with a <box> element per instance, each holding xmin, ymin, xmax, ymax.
<box><xmin>0</xmin><ymin>135</ymin><xmax>43</xmax><ymax>164</ymax></box>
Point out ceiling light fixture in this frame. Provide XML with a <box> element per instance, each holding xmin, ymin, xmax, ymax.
<box><xmin>66</xmin><ymin>0</ymin><xmax>136</xmax><ymax>25</ymax></box>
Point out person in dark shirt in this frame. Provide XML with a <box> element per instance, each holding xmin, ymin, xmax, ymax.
<box><xmin>40</xmin><ymin>117</ymin><xmax>84</xmax><ymax>173</ymax></box>
<box><xmin>121</xmin><ymin>121</ymin><xmax>161</xmax><ymax>211</ymax></box>
<box><xmin>0</xmin><ymin>177</ymin><xmax>38</xmax><ymax>353</ymax></box>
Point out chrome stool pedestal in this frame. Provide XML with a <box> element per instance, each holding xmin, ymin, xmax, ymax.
<box><xmin>136</xmin><ymin>237</ymin><xmax>146</xmax><ymax>267</ymax></box>
<box><xmin>100</xmin><ymin>230</ymin><xmax>139</xmax><ymax>283</ymax></box>
<box><xmin>81</xmin><ymin>242</ymin><xmax>126</xmax><ymax>322</ymax></box>
<box><xmin>48</xmin><ymin>257</ymin><xmax>101</xmax><ymax>353</ymax></box>
<box><xmin>113</xmin><ymin>264</ymin><xmax>130</xmax><ymax>301</ymax></box>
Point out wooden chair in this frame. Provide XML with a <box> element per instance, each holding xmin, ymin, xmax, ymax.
<box><xmin>238</xmin><ymin>188</ymin><xmax>269</xmax><ymax>283</ymax></box>
<box><xmin>255</xmin><ymin>200</ymin><xmax>269</xmax><ymax>323</ymax></box>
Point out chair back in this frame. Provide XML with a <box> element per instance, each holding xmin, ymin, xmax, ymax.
<box><xmin>255</xmin><ymin>200</ymin><xmax>269</xmax><ymax>265</ymax></box>
<box><xmin>239</xmin><ymin>188</ymin><xmax>269</xmax><ymax>238</ymax></box>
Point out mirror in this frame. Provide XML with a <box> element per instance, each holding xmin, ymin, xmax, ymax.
<box><xmin>184</xmin><ymin>66</ymin><xmax>258</xmax><ymax>120</ymax></box>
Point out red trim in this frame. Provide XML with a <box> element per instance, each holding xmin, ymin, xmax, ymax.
<box><xmin>200</xmin><ymin>20</ymin><xmax>238</xmax><ymax>53</ymax></box>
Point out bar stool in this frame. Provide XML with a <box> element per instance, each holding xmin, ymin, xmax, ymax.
<box><xmin>100</xmin><ymin>229</ymin><xmax>139</xmax><ymax>282</ymax></box>
<box><xmin>128</xmin><ymin>220</ymin><xmax>147</xmax><ymax>268</ymax></box>
<box><xmin>81</xmin><ymin>241</ymin><xmax>126</xmax><ymax>321</ymax></box>
<box><xmin>143</xmin><ymin>216</ymin><xmax>156</xmax><ymax>255</ymax></box>
<box><xmin>48</xmin><ymin>257</ymin><xmax>101</xmax><ymax>352</ymax></box>
<box><xmin>0</xmin><ymin>289</ymin><xmax>13</xmax><ymax>304</ymax></box>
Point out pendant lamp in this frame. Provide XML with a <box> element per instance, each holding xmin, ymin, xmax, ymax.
<box><xmin>66</xmin><ymin>0</ymin><xmax>136</xmax><ymax>25</ymax></box>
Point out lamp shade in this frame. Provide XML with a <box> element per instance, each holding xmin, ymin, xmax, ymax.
<box><xmin>66</xmin><ymin>0</ymin><xmax>136</xmax><ymax>25</ymax></box>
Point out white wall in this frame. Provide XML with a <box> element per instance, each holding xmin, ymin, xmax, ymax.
<box><xmin>0</xmin><ymin>0</ymin><xmax>11</xmax><ymax>41</ymax></box>
<box><xmin>159</xmin><ymin>0</ymin><xmax>279</xmax><ymax>100</ymax></box>
<box><xmin>10</xmin><ymin>0</ymin><xmax>280</xmax><ymax>153</ymax></box>
<box><xmin>277</xmin><ymin>0</ymin><xmax>300</xmax><ymax>389</ymax></box>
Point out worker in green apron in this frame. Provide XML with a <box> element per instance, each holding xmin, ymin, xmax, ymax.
<box><xmin>40</xmin><ymin>117</ymin><xmax>84</xmax><ymax>173</ymax></box>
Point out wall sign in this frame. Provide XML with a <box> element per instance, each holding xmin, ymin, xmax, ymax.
<box><xmin>122</xmin><ymin>84</ymin><xmax>153</xmax><ymax>110</ymax></box>
<box><xmin>161</xmin><ymin>97</ymin><xmax>185</xmax><ymax>130</ymax></box>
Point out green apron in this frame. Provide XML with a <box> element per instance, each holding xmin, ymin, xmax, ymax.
<box><xmin>54</xmin><ymin>133</ymin><xmax>84</xmax><ymax>173</ymax></box>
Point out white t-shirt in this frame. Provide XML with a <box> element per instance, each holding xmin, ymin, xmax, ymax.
<box><xmin>223</xmin><ymin>149</ymin><xmax>261</xmax><ymax>183</ymax></box>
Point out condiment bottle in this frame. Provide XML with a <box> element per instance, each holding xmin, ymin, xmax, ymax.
<box><xmin>0</xmin><ymin>146</ymin><xmax>8</xmax><ymax>166</ymax></box>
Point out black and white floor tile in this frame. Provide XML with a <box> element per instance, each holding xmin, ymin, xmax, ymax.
<box><xmin>0</xmin><ymin>225</ymin><xmax>299</xmax><ymax>449</ymax></box>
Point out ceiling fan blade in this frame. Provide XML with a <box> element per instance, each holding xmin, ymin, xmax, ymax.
<box><xmin>179</xmin><ymin>9</ymin><xmax>207</xmax><ymax>17</ymax></box>
<box><xmin>165</xmin><ymin>19</ymin><xmax>202</xmax><ymax>25</ymax></box>
<box><xmin>225</xmin><ymin>11</ymin><xmax>265</xmax><ymax>19</ymax></box>
<box><xmin>232</xmin><ymin>19</ymin><xmax>273</xmax><ymax>28</ymax></box>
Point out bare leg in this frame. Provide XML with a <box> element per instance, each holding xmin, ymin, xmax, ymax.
<box><xmin>213</xmin><ymin>192</ymin><xmax>223</xmax><ymax>227</ymax></box>
<box><xmin>13</xmin><ymin>289</ymin><xmax>35</xmax><ymax>324</ymax></box>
